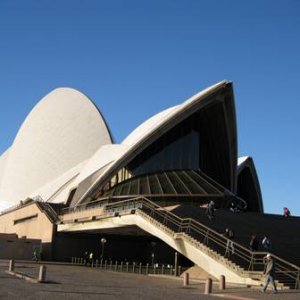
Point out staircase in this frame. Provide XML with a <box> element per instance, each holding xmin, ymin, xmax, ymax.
<box><xmin>103</xmin><ymin>197</ymin><xmax>300</xmax><ymax>289</ymax></box>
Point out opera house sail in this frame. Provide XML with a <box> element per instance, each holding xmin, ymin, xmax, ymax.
<box><xmin>0</xmin><ymin>80</ymin><xmax>262</xmax><ymax>212</ymax></box>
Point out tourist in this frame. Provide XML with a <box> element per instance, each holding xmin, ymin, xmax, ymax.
<box><xmin>223</xmin><ymin>228</ymin><xmax>234</xmax><ymax>257</ymax></box>
<box><xmin>206</xmin><ymin>200</ymin><xmax>216</xmax><ymax>220</ymax></box>
<box><xmin>261</xmin><ymin>253</ymin><xmax>278</xmax><ymax>293</ymax></box>
<box><xmin>262</xmin><ymin>236</ymin><xmax>272</xmax><ymax>251</ymax></box>
<box><xmin>89</xmin><ymin>251</ymin><xmax>94</xmax><ymax>266</ymax></box>
<box><xmin>283</xmin><ymin>207</ymin><xmax>291</xmax><ymax>217</ymax></box>
<box><xmin>230</xmin><ymin>202</ymin><xmax>238</xmax><ymax>213</ymax></box>
<box><xmin>249</xmin><ymin>234</ymin><xmax>259</xmax><ymax>251</ymax></box>
<box><xmin>84</xmin><ymin>251</ymin><xmax>88</xmax><ymax>266</ymax></box>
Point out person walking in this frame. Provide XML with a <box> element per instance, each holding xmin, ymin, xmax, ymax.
<box><xmin>83</xmin><ymin>251</ymin><xmax>88</xmax><ymax>266</ymax></box>
<box><xmin>249</xmin><ymin>234</ymin><xmax>259</xmax><ymax>251</ymax></box>
<box><xmin>89</xmin><ymin>251</ymin><xmax>94</xmax><ymax>267</ymax></box>
<box><xmin>206</xmin><ymin>200</ymin><xmax>216</xmax><ymax>220</ymax></box>
<box><xmin>261</xmin><ymin>253</ymin><xmax>278</xmax><ymax>293</ymax></box>
<box><xmin>223</xmin><ymin>228</ymin><xmax>234</xmax><ymax>257</ymax></box>
<box><xmin>283</xmin><ymin>207</ymin><xmax>291</xmax><ymax>217</ymax></box>
<box><xmin>262</xmin><ymin>236</ymin><xmax>272</xmax><ymax>251</ymax></box>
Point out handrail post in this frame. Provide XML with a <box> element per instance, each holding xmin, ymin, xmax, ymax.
<box><xmin>296</xmin><ymin>269</ymin><xmax>300</xmax><ymax>289</ymax></box>
<box><xmin>204</xmin><ymin>229</ymin><xmax>209</xmax><ymax>245</ymax></box>
<box><xmin>248</xmin><ymin>252</ymin><xmax>254</xmax><ymax>271</ymax></box>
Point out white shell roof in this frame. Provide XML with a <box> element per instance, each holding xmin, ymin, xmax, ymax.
<box><xmin>238</xmin><ymin>156</ymin><xmax>249</xmax><ymax>166</ymax></box>
<box><xmin>0</xmin><ymin>148</ymin><xmax>10</xmax><ymax>186</ymax></box>
<box><xmin>0</xmin><ymin>87</ymin><xmax>112</xmax><ymax>207</ymax></box>
<box><xmin>29</xmin><ymin>159</ymin><xmax>87</xmax><ymax>203</ymax></box>
<box><xmin>122</xmin><ymin>106</ymin><xmax>178</xmax><ymax>147</ymax></box>
<box><xmin>0</xmin><ymin>80</ymin><xmax>233</xmax><ymax>210</ymax></box>
<box><xmin>74</xmin><ymin>80</ymin><xmax>229</xmax><ymax>205</ymax></box>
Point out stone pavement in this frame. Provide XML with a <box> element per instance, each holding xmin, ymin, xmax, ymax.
<box><xmin>0</xmin><ymin>261</ymin><xmax>300</xmax><ymax>299</ymax></box>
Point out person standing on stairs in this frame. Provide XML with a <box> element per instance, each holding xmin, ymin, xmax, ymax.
<box><xmin>262</xmin><ymin>236</ymin><xmax>272</xmax><ymax>251</ymax></box>
<box><xmin>261</xmin><ymin>253</ymin><xmax>278</xmax><ymax>294</ymax></box>
<box><xmin>249</xmin><ymin>234</ymin><xmax>259</xmax><ymax>251</ymax></box>
<box><xmin>223</xmin><ymin>228</ymin><xmax>235</xmax><ymax>257</ymax></box>
<box><xmin>206</xmin><ymin>200</ymin><xmax>216</xmax><ymax>220</ymax></box>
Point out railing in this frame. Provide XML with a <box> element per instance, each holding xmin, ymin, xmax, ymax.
<box><xmin>104</xmin><ymin>196</ymin><xmax>300</xmax><ymax>289</ymax></box>
<box><xmin>36</xmin><ymin>202</ymin><xmax>59</xmax><ymax>222</ymax></box>
<box><xmin>70</xmin><ymin>257</ymin><xmax>187</xmax><ymax>276</ymax></box>
<box><xmin>59</xmin><ymin>196</ymin><xmax>135</xmax><ymax>215</ymax></box>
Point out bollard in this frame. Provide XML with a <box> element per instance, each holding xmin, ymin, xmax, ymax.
<box><xmin>205</xmin><ymin>278</ymin><xmax>212</xmax><ymax>294</ymax></box>
<box><xmin>183</xmin><ymin>272</ymin><xmax>189</xmax><ymax>286</ymax></box>
<box><xmin>38</xmin><ymin>265</ymin><xmax>47</xmax><ymax>282</ymax></box>
<box><xmin>133</xmin><ymin>262</ymin><xmax>136</xmax><ymax>273</ymax></box>
<box><xmin>219</xmin><ymin>275</ymin><xmax>225</xmax><ymax>290</ymax></box>
<box><xmin>9</xmin><ymin>259</ymin><xmax>14</xmax><ymax>272</ymax></box>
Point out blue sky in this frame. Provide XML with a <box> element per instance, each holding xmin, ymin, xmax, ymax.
<box><xmin>0</xmin><ymin>0</ymin><xmax>299</xmax><ymax>215</ymax></box>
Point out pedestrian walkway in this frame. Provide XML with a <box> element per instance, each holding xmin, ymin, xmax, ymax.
<box><xmin>0</xmin><ymin>261</ymin><xmax>299</xmax><ymax>299</ymax></box>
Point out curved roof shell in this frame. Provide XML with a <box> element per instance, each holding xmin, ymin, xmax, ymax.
<box><xmin>237</xmin><ymin>156</ymin><xmax>263</xmax><ymax>213</ymax></box>
<box><xmin>0</xmin><ymin>87</ymin><xmax>112</xmax><ymax>207</ymax></box>
<box><xmin>72</xmin><ymin>80</ymin><xmax>238</xmax><ymax>206</ymax></box>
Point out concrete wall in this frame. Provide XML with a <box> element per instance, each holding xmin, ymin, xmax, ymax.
<box><xmin>0</xmin><ymin>203</ymin><xmax>55</xmax><ymax>259</ymax></box>
<box><xmin>0</xmin><ymin>233</ymin><xmax>41</xmax><ymax>259</ymax></box>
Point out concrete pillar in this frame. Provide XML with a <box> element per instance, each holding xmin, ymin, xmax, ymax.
<box><xmin>219</xmin><ymin>275</ymin><xmax>225</xmax><ymax>290</ymax></box>
<box><xmin>9</xmin><ymin>259</ymin><xmax>14</xmax><ymax>272</ymax></box>
<box><xmin>183</xmin><ymin>272</ymin><xmax>189</xmax><ymax>286</ymax></box>
<box><xmin>174</xmin><ymin>252</ymin><xmax>178</xmax><ymax>276</ymax></box>
<box><xmin>38</xmin><ymin>265</ymin><xmax>47</xmax><ymax>282</ymax></box>
<box><xmin>205</xmin><ymin>278</ymin><xmax>212</xmax><ymax>294</ymax></box>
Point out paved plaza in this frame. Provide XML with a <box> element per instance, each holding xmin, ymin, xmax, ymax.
<box><xmin>0</xmin><ymin>261</ymin><xmax>300</xmax><ymax>299</ymax></box>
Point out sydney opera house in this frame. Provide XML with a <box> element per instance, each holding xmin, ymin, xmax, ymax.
<box><xmin>0</xmin><ymin>80</ymin><xmax>267</xmax><ymax>272</ymax></box>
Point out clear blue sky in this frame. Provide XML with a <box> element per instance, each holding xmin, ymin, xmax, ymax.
<box><xmin>0</xmin><ymin>0</ymin><xmax>299</xmax><ymax>215</ymax></box>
